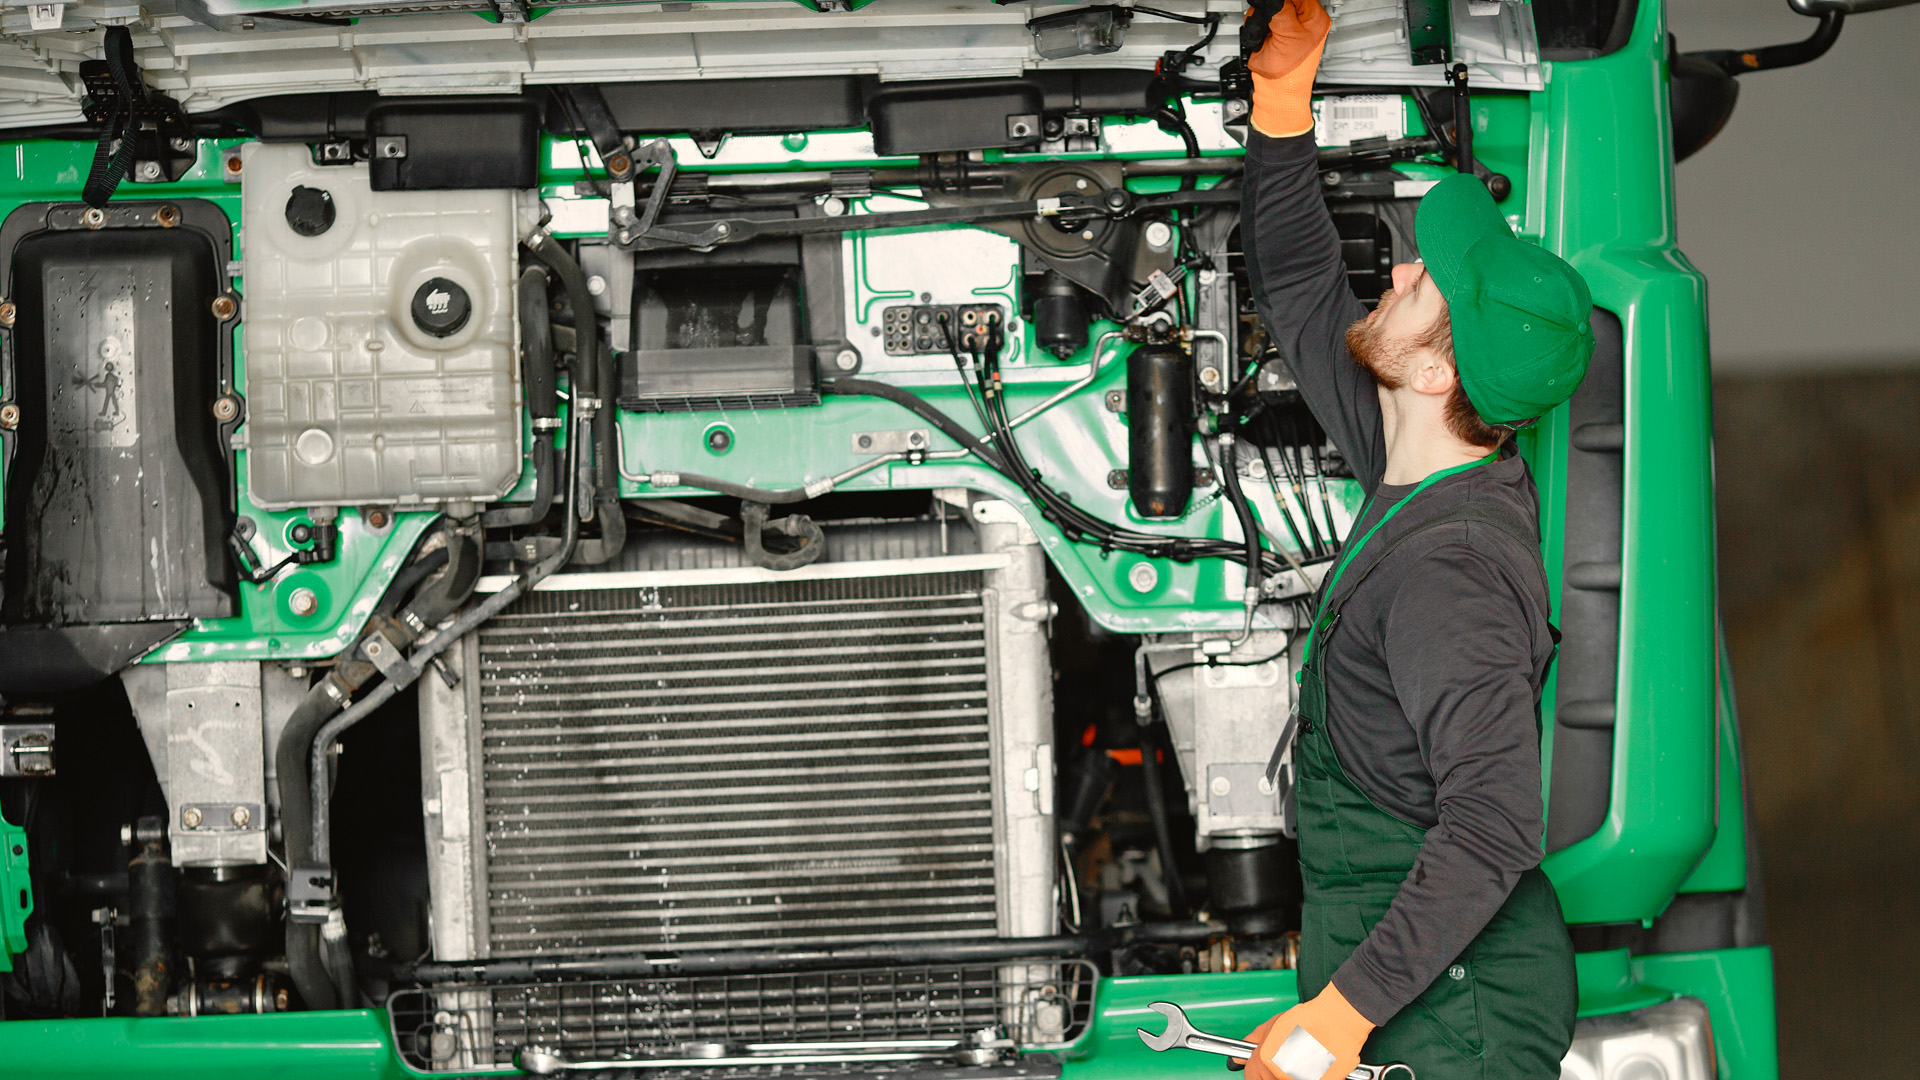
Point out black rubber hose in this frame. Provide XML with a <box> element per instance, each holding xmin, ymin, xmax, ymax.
<box><xmin>1138</xmin><ymin>725</ymin><xmax>1190</xmax><ymax>918</ymax></box>
<box><xmin>823</xmin><ymin>378</ymin><xmax>1007</xmax><ymax>471</ymax></box>
<box><xmin>277</xmin><ymin>528</ymin><xmax>477</xmax><ymax>1010</ymax></box>
<box><xmin>372</xmin><ymin>548</ymin><xmax>448</xmax><ymax>618</ymax></box>
<box><xmin>485</xmin><ymin>266</ymin><xmax>562</xmax><ymax>529</ymax></box>
<box><xmin>1216</xmin><ymin>435</ymin><xmax>1266</xmax><ymax>591</ymax></box>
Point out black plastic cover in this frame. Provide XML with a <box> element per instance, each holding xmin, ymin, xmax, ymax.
<box><xmin>0</xmin><ymin>623</ymin><xmax>189</xmax><ymax>694</ymax></box>
<box><xmin>869</xmin><ymin>80</ymin><xmax>1045</xmax><ymax>157</ymax></box>
<box><xmin>619</xmin><ymin>266</ymin><xmax>817</xmax><ymax>413</ymax></box>
<box><xmin>593</xmin><ymin>77</ymin><xmax>866</xmax><ymax>138</ymax></box>
<box><xmin>1547</xmin><ymin>307</ymin><xmax>1625</xmax><ymax>853</ymax></box>
<box><xmin>367</xmin><ymin>97</ymin><xmax>540</xmax><ymax>191</ymax></box>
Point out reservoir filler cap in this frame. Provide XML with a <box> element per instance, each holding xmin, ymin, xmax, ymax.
<box><xmin>411</xmin><ymin>276</ymin><xmax>471</xmax><ymax>337</ymax></box>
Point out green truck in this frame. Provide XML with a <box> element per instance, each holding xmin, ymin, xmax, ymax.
<box><xmin>0</xmin><ymin>0</ymin><xmax>1893</xmax><ymax>1076</ymax></box>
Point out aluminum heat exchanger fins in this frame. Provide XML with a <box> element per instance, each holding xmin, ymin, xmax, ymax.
<box><xmin>476</xmin><ymin>573</ymin><xmax>1000</xmax><ymax>955</ymax></box>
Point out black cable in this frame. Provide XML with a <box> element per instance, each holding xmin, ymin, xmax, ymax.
<box><xmin>1215</xmin><ymin>436</ymin><xmax>1267</xmax><ymax>590</ymax></box>
<box><xmin>1310</xmin><ymin>442</ymin><xmax>1342</xmax><ymax>547</ymax></box>
<box><xmin>1133</xmin><ymin>4</ymin><xmax>1214</xmax><ymax>24</ymax></box>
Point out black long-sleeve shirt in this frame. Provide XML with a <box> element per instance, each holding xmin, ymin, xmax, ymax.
<box><xmin>1242</xmin><ymin>130</ymin><xmax>1558</xmax><ymax>1024</ymax></box>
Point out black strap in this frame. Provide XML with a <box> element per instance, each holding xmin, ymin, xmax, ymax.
<box><xmin>1316</xmin><ymin>500</ymin><xmax>1542</xmax><ymax>627</ymax></box>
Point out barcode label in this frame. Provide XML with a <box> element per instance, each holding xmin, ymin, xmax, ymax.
<box><xmin>1314</xmin><ymin>94</ymin><xmax>1406</xmax><ymax>147</ymax></box>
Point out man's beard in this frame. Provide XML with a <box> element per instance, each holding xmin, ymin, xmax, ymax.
<box><xmin>1345</xmin><ymin>311</ymin><xmax>1413</xmax><ymax>390</ymax></box>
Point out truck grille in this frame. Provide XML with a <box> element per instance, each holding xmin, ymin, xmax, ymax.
<box><xmin>475</xmin><ymin>572</ymin><xmax>1000</xmax><ymax>956</ymax></box>
<box><xmin>387</xmin><ymin>960</ymin><xmax>1098</xmax><ymax>1073</ymax></box>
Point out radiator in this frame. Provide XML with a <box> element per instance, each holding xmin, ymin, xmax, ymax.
<box><xmin>420</xmin><ymin>518</ymin><xmax>1056</xmax><ymax>975</ymax></box>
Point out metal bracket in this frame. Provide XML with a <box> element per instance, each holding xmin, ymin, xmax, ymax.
<box><xmin>849</xmin><ymin>429</ymin><xmax>930</xmax><ymax>454</ymax></box>
<box><xmin>0</xmin><ymin>808</ymin><xmax>30</xmax><ymax>971</ymax></box>
<box><xmin>287</xmin><ymin>863</ymin><xmax>333</xmax><ymax>924</ymax></box>
<box><xmin>1403</xmin><ymin>0</ymin><xmax>1452</xmax><ymax>64</ymax></box>
<box><xmin>361</xmin><ymin>630</ymin><xmax>420</xmax><ymax>687</ymax></box>
<box><xmin>0</xmin><ymin>724</ymin><xmax>54</xmax><ymax>777</ymax></box>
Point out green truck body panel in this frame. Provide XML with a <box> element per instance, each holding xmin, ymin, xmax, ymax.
<box><xmin>0</xmin><ymin>946</ymin><xmax>1776</xmax><ymax>1078</ymax></box>
<box><xmin>0</xmin><ymin>806</ymin><xmax>27</xmax><ymax>973</ymax></box>
<box><xmin>0</xmin><ymin>0</ymin><xmax>1773</xmax><ymax>1071</ymax></box>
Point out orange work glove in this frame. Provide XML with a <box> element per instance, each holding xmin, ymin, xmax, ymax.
<box><xmin>1246</xmin><ymin>0</ymin><xmax>1332</xmax><ymax>138</ymax></box>
<box><xmin>1233</xmin><ymin>982</ymin><xmax>1375</xmax><ymax>1080</ymax></box>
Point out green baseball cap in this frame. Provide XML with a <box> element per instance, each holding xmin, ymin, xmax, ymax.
<box><xmin>1415</xmin><ymin>174</ymin><xmax>1595</xmax><ymax>425</ymax></box>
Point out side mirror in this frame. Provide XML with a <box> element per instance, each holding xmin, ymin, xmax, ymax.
<box><xmin>1788</xmin><ymin>0</ymin><xmax>1920</xmax><ymax>13</ymax></box>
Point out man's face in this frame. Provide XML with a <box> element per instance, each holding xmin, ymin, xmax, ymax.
<box><xmin>1346</xmin><ymin>262</ymin><xmax>1450</xmax><ymax>388</ymax></box>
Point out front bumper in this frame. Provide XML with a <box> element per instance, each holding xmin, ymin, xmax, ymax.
<box><xmin>0</xmin><ymin>947</ymin><xmax>1776</xmax><ymax>1080</ymax></box>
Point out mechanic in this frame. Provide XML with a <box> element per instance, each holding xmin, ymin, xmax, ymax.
<box><xmin>1229</xmin><ymin>2</ymin><xmax>1593</xmax><ymax>1078</ymax></box>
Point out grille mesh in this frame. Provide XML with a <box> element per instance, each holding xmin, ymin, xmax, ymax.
<box><xmin>477</xmin><ymin>572</ymin><xmax>1000</xmax><ymax>956</ymax></box>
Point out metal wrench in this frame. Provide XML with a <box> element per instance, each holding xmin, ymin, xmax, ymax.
<box><xmin>1136</xmin><ymin>1001</ymin><xmax>1415</xmax><ymax>1080</ymax></box>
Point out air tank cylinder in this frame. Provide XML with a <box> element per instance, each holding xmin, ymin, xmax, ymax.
<box><xmin>1126</xmin><ymin>344</ymin><xmax>1195</xmax><ymax>519</ymax></box>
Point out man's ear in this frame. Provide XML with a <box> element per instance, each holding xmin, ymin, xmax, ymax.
<box><xmin>1404</xmin><ymin>350</ymin><xmax>1459</xmax><ymax>398</ymax></box>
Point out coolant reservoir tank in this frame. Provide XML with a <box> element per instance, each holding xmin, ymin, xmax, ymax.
<box><xmin>237</xmin><ymin>143</ymin><xmax>521</xmax><ymax>510</ymax></box>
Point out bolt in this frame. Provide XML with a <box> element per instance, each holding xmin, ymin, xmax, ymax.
<box><xmin>706</xmin><ymin>427</ymin><xmax>732</xmax><ymax>452</ymax></box>
<box><xmin>224</xmin><ymin>154</ymin><xmax>243</xmax><ymax>177</ymax></box>
<box><xmin>606</xmin><ymin>153</ymin><xmax>632</xmax><ymax>176</ymax></box>
<box><xmin>1127</xmin><ymin>561</ymin><xmax>1159</xmax><ymax>593</ymax></box>
<box><xmin>1080</xmin><ymin>230</ymin><xmax>1094</xmax><ymax>241</ymax></box>
<box><xmin>714</xmin><ymin>222</ymin><xmax>731</xmax><ymax>236</ymax></box>
<box><xmin>833</xmin><ymin>348</ymin><xmax>859</xmax><ymax>371</ymax></box>
<box><xmin>137</xmin><ymin>161</ymin><xmax>162</xmax><ymax>181</ymax></box>
<box><xmin>1143</xmin><ymin>221</ymin><xmax>1173</xmax><ymax>250</ymax></box>
<box><xmin>1106</xmin><ymin>469</ymin><xmax>1128</xmax><ymax>490</ymax></box>
<box><xmin>211</xmin><ymin>395</ymin><xmax>240</xmax><ymax>422</ymax></box>
<box><xmin>1104</xmin><ymin>390</ymin><xmax>1125</xmax><ymax>413</ymax></box>
<box><xmin>1225</xmin><ymin>99</ymin><xmax>1249</xmax><ymax>118</ymax></box>
<box><xmin>857</xmin><ymin>434</ymin><xmax>873</xmax><ymax>450</ymax></box>
<box><xmin>83</xmin><ymin>207</ymin><xmax>105</xmax><ymax>229</ymax></box>
<box><xmin>821</xmin><ymin>196</ymin><xmax>846</xmax><ymax>217</ymax></box>
<box><xmin>1210</xmin><ymin>775</ymin><xmax>1233</xmax><ymax>797</ymax></box>
<box><xmin>230</xmin><ymin>805</ymin><xmax>252</xmax><ymax>828</ymax></box>
<box><xmin>155</xmin><ymin>205</ymin><xmax>180</xmax><ymax>228</ymax></box>
<box><xmin>0</xmin><ymin>404</ymin><xmax>18</xmax><ymax>430</ymax></box>
<box><xmin>288</xmin><ymin>588</ymin><xmax>319</xmax><ymax>617</ymax></box>
<box><xmin>586</xmin><ymin>275</ymin><xmax>607</xmax><ymax>296</ymax></box>
<box><xmin>364</xmin><ymin>507</ymin><xmax>390</xmax><ymax>529</ymax></box>
<box><xmin>1200</xmin><ymin>365</ymin><xmax>1221</xmax><ymax>387</ymax></box>
<box><xmin>210</xmin><ymin>294</ymin><xmax>237</xmax><ymax>320</ymax></box>
<box><xmin>0</xmin><ymin>302</ymin><xmax>13</xmax><ymax>327</ymax></box>
<box><xmin>907</xmin><ymin>431</ymin><xmax>925</xmax><ymax>448</ymax></box>
<box><xmin>171</xmin><ymin>136</ymin><xmax>192</xmax><ymax>152</ymax></box>
<box><xmin>275</xmin><ymin>988</ymin><xmax>289</xmax><ymax>1011</ymax></box>
<box><xmin>182</xmin><ymin>806</ymin><xmax>203</xmax><ymax>829</ymax></box>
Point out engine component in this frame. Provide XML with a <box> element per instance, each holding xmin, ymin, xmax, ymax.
<box><xmin>882</xmin><ymin>303</ymin><xmax>1005</xmax><ymax>356</ymax></box>
<box><xmin>176</xmin><ymin>865</ymin><xmax>276</xmax><ymax>982</ymax></box>
<box><xmin>119</xmin><ymin>662</ymin><xmax>274</xmax><ymax>868</ymax></box>
<box><xmin>126</xmin><ymin>817</ymin><xmax>173</xmax><ymax>1017</ymax></box>
<box><xmin>1149</xmin><ymin>630</ymin><xmax>1293</xmax><ymax>844</ymax></box>
<box><xmin>868</xmin><ymin>79</ymin><xmax>1043</xmax><ymax>157</ymax></box>
<box><xmin>1030</xmin><ymin>272</ymin><xmax>1090</xmax><ymax>359</ymax></box>
<box><xmin>1126</xmin><ymin>344</ymin><xmax>1195</xmax><ymax>519</ymax></box>
<box><xmin>1203</xmin><ymin>838</ymin><xmax>1300</xmax><ymax>936</ymax></box>
<box><xmin>618</xmin><ymin>265</ymin><xmax>817</xmax><ymax>412</ymax></box>
<box><xmin>237</xmin><ymin>143</ymin><xmax>525</xmax><ymax>510</ymax></box>
<box><xmin>0</xmin><ymin>199</ymin><xmax>237</xmax><ymax>692</ymax></box>
<box><xmin>365</xmin><ymin>97</ymin><xmax>542</xmax><ymax>192</ymax></box>
<box><xmin>419</xmin><ymin>513</ymin><xmax>1055</xmax><ymax>966</ymax></box>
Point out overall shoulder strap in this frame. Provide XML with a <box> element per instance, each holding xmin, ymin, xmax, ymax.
<box><xmin>1320</xmin><ymin>500</ymin><xmax>1541</xmax><ymax>621</ymax></box>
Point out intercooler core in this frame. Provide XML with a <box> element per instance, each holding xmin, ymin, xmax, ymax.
<box><xmin>417</xmin><ymin>522</ymin><xmax>1063</xmax><ymax>1068</ymax></box>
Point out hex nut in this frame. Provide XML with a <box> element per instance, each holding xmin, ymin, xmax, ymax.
<box><xmin>230</xmin><ymin>805</ymin><xmax>252</xmax><ymax>828</ymax></box>
<box><xmin>0</xmin><ymin>403</ymin><xmax>19</xmax><ymax>430</ymax></box>
<box><xmin>833</xmin><ymin>348</ymin><xmax>860</xmax><ymax>371</ymax></box>
<box><xmin>211</xmin><ymin>294</ymin><xmax>238</xmax><ymax>320</ymax></box>
<box><xmin>211</xmin><ymin>395</ymin><xmax>241</xmax><ymax>422</ymax></box>
<box><xmin>0</xmin><ymin>302</ymin><xmax>15</xmax><ymax>327</ymax></box>
<box><xmin>182</xmin><ymin>806</ymin><xmax>204</xmax><ymax>829</ymax></box>
<box><xmin>606</xmin><ymin>153</ymin><xmax>632</xmax><ymax>177</ymax></box>
<box><xmin>83</xmin><ymin>207</ymin><xmax>106</xmax><ymax>230</ymax></box>
<box><xmin>155</xmin><ymin>205</ymin><xmax>180</xmax><ymax>228</ymax></box>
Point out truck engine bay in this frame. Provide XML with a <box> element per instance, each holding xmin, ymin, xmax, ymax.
<box><xmin>0</xmin><ymin>0</ymin><xmax>1686</xmax><ymax>1074</ymax></box>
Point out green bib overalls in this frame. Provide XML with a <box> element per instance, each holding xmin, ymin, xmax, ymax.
<box><xmin>1286</xmin><ymin>461</ymin><xmax>1577</xmax><ymax>1079</ymax></box>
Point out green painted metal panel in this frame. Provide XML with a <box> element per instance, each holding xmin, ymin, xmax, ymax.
<box><xmin>1636</xmin><ymin>947</ymin><xmax>1780</xmax><ymax>1080</ymax></box>
<box><xmin>0</xmin><ymin>804</ymin><xmax>27</xmax><ymax>973</ymax></box>
<box><xmin>1535</xmin><ymin>0</ymin><xmax>1719</xmax><ymax>922</ymax></box>
<box><xmin>0</xmin><ymin>1010</ymin><xmax>411</xmax><ymax>1079</ymax></box>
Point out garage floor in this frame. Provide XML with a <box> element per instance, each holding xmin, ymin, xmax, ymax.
<box><xmin>1715</xmin><ymin>371</ymin><xmax>1920</xmax><ymax>1079</ymax></box>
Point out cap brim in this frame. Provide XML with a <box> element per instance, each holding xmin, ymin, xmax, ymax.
<box><xmin>1415</xmin><ymin>173</ymin><xmax>1513</xmax><ymax>300</ymax></box>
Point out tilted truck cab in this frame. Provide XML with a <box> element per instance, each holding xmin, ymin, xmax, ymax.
<box><xmin>0</xmin><ymin>0</ymin><xmax>1820</xmax><ymax>1077</ymax></box>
